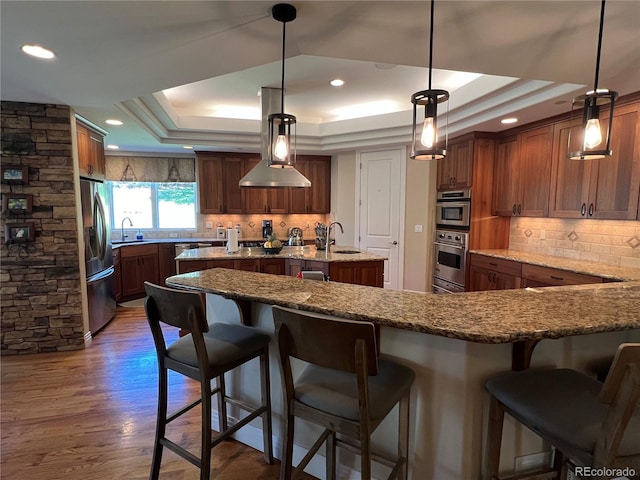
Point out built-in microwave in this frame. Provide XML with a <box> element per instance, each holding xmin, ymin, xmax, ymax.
<box><xmin>435</xmin><ymin>189</ymin><xmax>471</xmax><ymax>230</ymax></box>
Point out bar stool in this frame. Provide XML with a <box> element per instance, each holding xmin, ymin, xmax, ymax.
<box><xmin>144</xmin><ymin>282</ymin><xmax>273</xmax><ymax>480</ymax></box>
<box><xmin>484</xmin><ymin>343</ymin><xmax>640</xmax><ymax>480</ymax></box>
<box><xmin>272</xmin><ymin>305</ymin><xmax>415</xmax><ymax>480</ymax></box>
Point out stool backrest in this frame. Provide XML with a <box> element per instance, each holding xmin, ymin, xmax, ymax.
<box><xmin>272</xmin><ymin>305</ymin><xmax>378</xmax><ymax>375</ymax></box>
<box><xmin>144</xmin><ymin>282</ymin><xmax>207</xmax><ymax>332</ymax></box>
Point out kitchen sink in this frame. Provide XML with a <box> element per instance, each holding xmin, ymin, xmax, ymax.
<box><xmin>333</xmin><ymin>249</ymin><xmax>360</xmax><ymax>254</ymax></box>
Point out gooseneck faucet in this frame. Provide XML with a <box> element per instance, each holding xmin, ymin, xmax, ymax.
<box><xmin>121</xmin><ymin>217</ymin><xmax>133</xmax><ymax>242</ymax></box>
<box><xmin>326</xmin><ymin>221</ymin><xmax>344</xmax><ymax>254</ymax></box>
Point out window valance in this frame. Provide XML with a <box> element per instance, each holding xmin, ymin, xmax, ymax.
<box><xmin>105</xmin><ymin>155</ymin><xmax>195</xmax><ymax>182</ymax></box>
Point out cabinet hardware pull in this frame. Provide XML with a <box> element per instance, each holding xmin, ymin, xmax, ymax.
<box><xmin>588</xmin><ymin>203</ymin><xmax>594</xmax><ymax>216</ymax></box>
<box><xmin>512</xmin><ymin>204</ymin><xmax>517</xmax><ymax>215</ymax></box>
<box><xmin>580</xmin><ymin>203</ymin><xmax>587</xmax><ymax>216</ymax></box>
<box><xmin>517</xmin><ymin>204</ymin><xmax>522</xmax><ymax>215</ymax></box>
<box><xmin>489</xmin><ymin>262</ymin><xmax>498</xmax><ymax>266</ymax></box>
<box><xmin>550</xmin><ymin>275</ymin><xmax>563</xmax><ymax>281</ymax></box>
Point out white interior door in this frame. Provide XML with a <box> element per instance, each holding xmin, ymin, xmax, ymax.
<box><xmin>357</xmin><ymin>148</ymin><xmax>405</xmax><ymax>290</ymax></box>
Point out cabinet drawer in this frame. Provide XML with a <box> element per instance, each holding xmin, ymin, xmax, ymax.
<box><xmin>469</xmin><ymin>254</ymin><xmax>522</xmax><ymax>277</ymax></box>
<box><xmin>120</xmin><ymin>243</ymin><xmax>158</xmax><ymax>258</ymax></box>
<box><xmin>521</xmin><ymin>264</ymin><xmax>603</xmax><ymax>286</ymax></box>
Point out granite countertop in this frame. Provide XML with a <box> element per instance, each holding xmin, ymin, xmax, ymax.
<box><xmin>174</xmin><ymin>245</ymin><xmax>387</xmax><ymax>263</ymax></box>
<box><xmin>112</xmin><ymin>237</ymin><xmax>274</xmax><ymax>247</ymax></box>
<box><xmin>470</xmin><ymin>249</ymin><xmax>640</xmax><ymax>282</ymax></box>
<box><xmin>166</xmin><ymin>268</ymin><xmax>640</xmax><ymax>344</ymax></box>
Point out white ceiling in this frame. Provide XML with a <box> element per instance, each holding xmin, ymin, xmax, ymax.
<box><xmin>2</xmin><ymin>1</ymin><xmax>639</xmax><ymax>155</ymax></box>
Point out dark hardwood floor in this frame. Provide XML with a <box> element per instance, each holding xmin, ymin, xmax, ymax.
<box><xmin>1</xmin><ymin>306</ymin><xmax>312</xmax><ymax>480</ymax></box>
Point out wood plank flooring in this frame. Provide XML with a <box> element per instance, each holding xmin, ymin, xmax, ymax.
<box><xmin>1</xmin><ymin>306</ymin><xmax>313</xmax><ymax>480</ymax></box>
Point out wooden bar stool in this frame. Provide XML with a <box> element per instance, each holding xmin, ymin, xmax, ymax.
<box><xmin>144</xmin><ymin>282</ymin><xmax>273</xmax><ymax>480</ymax></box>
<box><xmin>484</xmin><ymin>343</ymin><xmax>640</xmax><ymax>480</ymax></box>
<box><xmin>272</xmin><ymin>305</ymin><xmax>415</xmax><ymax>480</ymax></box>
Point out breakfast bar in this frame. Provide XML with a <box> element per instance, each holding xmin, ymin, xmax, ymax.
<box><xmin>166</xmin><ymin>268</ymin><xmax>640</xmax><ymax>480</ymax></box>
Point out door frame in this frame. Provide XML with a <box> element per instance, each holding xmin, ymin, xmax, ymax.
<box><xmin>354</xmin><ymin>146</ymin><xmax>406</xmax><ymax>290</ymax></box>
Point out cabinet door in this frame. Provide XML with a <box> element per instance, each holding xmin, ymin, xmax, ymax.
<box><xmin>437</xmin><ymin>139</ymin><xmax>473</xmax><ymax>189</ymax></box>
<box><xmin>222</xmin><ymin>156</ymin><xmax>245</xmax><ymax>214</ymax></box>
<box><xmin>234</xmin><ymin>259</ymin><xmax>260</xmax><ymax>272</ymax></box>
<box><xmin>304</xmin><ymin>260</ymin><xmax>329</xmax><ymax>276</ymax></box>
<box><xmin>158</xmin><ymin>243</ymin><xmax>176</xmax><ymax>285</ymax></box>
<box><xmin>77</xmin><ymin>123</ymin><xmax>91</xmax><ymax>175</ymax></box>
<box><xmin>243</xmin><ymin>157</ymin><xmax>269</xmax><ymax>214</ymax></box>
<box><xmin>197</xmin><ymin>154</ymin><xmax>224</xmax><ymax>214</ymax></box>
<box><xmin>549</xmin><ymin>119</ymin><xmax>593</xmax><ymax>218</ymax></box>
<box><xmin>88</xmin><ymin>131</ymin><xmax>106</xmax><ymax>178</ymax></box>
<box><xmin>517</xmin><ymin>126</ymin><xmax>553</xmax><ymax>216</ymax></box>
<box><xmin>120</xmin><ymin>256</ymin><xmax>142</xmax><ymax>297</ymax></box>
<box><xmin>307</xmin><ymin>157</ymin><xmax>331</xmax><ymax>213</ymax></box>
<box><xmin>260</xmin><ymin>258</ymin><xmax>285</xmax><ymax>275</ymax></box>
<box><xmin>493</xmin><ymin>270</ymin><xmax>520</xmax><ymax>290</ymax></box>
<box><xmin>140</xmin><ymin>254</ymin><xmax>160</xmax><ymax>286</ymax></box>
<box><xmin>266</xmin><ymin>187</ymin><xmax>289</xmax><ymax>214</ymax></box>
<box><xmin>588</xmin><ymin>102</ymin><xmax>640</xmax><ymax>219</ymax></box>
<box><xmin>285</xmin><ymin>258</ymin><xmax>304</xmax><ymax>277</ymax></box>
<box><xmin>468</xmin><ymin>265</ymin><xmax>493</xmax><ymax>291</ymax></box>
<box><xmin>493</xmin><ymin>135</ymin><xmax>520</xmax><ymax>216</ymax></box>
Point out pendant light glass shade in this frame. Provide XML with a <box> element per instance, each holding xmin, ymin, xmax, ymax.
<box><xmin>410</xmin><ymin>0</ymin><xmax>449</xmax><ymax>160</ymax></box>
<box><xmin>268</xmin><ymin>3</ymin><xmax>297</xmax><ymax>168</ymax></box>
<box><xmin>567</xmin><ymin>0</ymin><xmax>618</xmax><ymax>160</ymax></box>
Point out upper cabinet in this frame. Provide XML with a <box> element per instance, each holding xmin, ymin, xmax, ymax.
<box><xmin>436</xmin><ymin>138</ymin><xmax>473</xmax><ymax>190</ymax></box>
<box><xmin>493</xmin><ymin>126</ymin><xmax>554</xmax><ymax>217</ymax></box>
<box><xmin>76</xmin><ymin>120</ymin><xmax>106</xmax><ymax>180</ymax></box>
<box><xmin>197</xmin><ymin>152</ymin><xmax>331</xmax><ymax>215</ymax></box>
<box><xmin>549</xmin><ymin>102</ymin><xmax>640</xmax><ymax>220</ymax></box>
<box><xmin>289</xmin><ymin>155</ymin><xmax>331</xmax><ymax>214</ymax></box>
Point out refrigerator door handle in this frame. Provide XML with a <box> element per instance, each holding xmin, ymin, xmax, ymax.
<box><xmin>94</xmin><ymin>192</ymin><xmax>107</xmax><ymax>261</ymax></box>
<box><xmin>87</xmin><ymin>265</ymin><xmax>115</xmax><ymax>285</ymax></box>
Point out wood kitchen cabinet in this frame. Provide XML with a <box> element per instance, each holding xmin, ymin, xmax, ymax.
<box><xmin>243</xmin><ymin>157</ymin><xmax>289</xmax><ymax>214</ymax></box>
<box><xmin>261</xmin><ymin>257</ymin><xmax>285</xmax><ymax>275</ymax></box>
<box><xmin>177</xmin><ymin>259</ymin><xmax>234</xmax><ymax>274</ymax></box>
<box><xmin>520</xmin><ymin>264</ymin><xmax>603</xmax><ymax>287</ymax></box>
<box><xmin>289</xmin><ymin>155</ymin><xmax>331</xmax><ymax>213</ymax></box>
<box><xmin>437</xmin><ymin>138</ymin><xmax>473</xmax><ymax>190</ymax></box>
<box><xmin>120</xmin><ymin>244</ymin><xmax>159</xmax><ymax>299</ymax></box>
<box><xmin>329</xmin><ymin>261</ymin><xmax>384</xmax><ymax>287</ymax></box>
<box><xmin>549</xmin><ymin>101</ymin><xmax>640</xmax><ymax>220</ymax></box>
<box><xmin>468</xmin><ymin>254</ymin><xmax>522</xmax><ymax>291</ymax></box>
<box><xmin>76</xmin><ymin>120</ymin><xmax>106</xmax><ymax>179</ymax></box>
<box><xmin>113</xmin><ymin>248</ymin><xmax>122</xmax><ymax>302</ymax></box>
<box><xmin>493</xmin><ymin>126</ymin><xmax>553</xmax><ymax>217</ymax></box>
<box><xmin>158</xmin><ymin>243</ymin><xmax>176</xmax><ymax>285</ymax></box>
<box><xmin>197</xmin><ymin>153</ymin><xmax>244</xmax><ymax>214</ymax></box>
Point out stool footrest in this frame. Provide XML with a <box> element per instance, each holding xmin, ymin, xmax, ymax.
<box><xmin>160</xmin><ymin>437</ymin><xmax>201</xmax><ymax>469</ymax></box>
<box><xmin>495</xmin><ymin>467</ymin><xmax>560</xmax><ymax>480</ymax></box>
<box><xmin>211</xmin><ymin>405</ymin><xmax>267</xmax><ymax>448</ymax></box>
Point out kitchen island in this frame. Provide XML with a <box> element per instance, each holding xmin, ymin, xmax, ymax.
<box><xmin>175</xmin><ymin>245</ymin><xmax>387</xmax><ymax>287</ymax></box>
<box><xmin>166</xmin><ymin>267</ymin><xmax>640</xmax><ymax>480</ymax></box>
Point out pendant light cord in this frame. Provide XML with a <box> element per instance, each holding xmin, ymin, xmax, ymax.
<box><xmin>280</xmin><ymin>19</ymin><xmax>286</xmax><ymax>114</ymax></box>
<box><xmin>428</xmin><ymin>0</ymin><xmax>435</xmax><ymax>90</ymax></box>
<box><xmin>593</xmin><ymin>0</ymin><xmax>606</xmax><ymax>91</ymax></box>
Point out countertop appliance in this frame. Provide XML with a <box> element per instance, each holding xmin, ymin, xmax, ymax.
<box><xmin>432</xmin><ymin>229</ymin><xmax>468</xmax><ymax>294</ymax></box>
<box><xmin>81</xmin><ymin>178</ymin><xmax>116</xmax><ymax>334</ymax></box>
<box><xmin>435</xmin><ymin>189</ymin><xmax>471</xmax><ymax>230</ymax></box>
<box><xmin>288</xmin><ymin>227</ymin><xmax>304</xmax><ymax>246</ymax></box>
<box><xmin>262</xmin><ymin>219</ymin><xmax>273</xmax><ymax>239</ymax></box>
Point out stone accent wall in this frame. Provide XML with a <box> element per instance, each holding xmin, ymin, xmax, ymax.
<box><xmin>1</xmin><ymin>101</ymin><xmax>84</xmax><ymax>354</ymax></box>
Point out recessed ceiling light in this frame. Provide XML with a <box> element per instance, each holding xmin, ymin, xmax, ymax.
<box><xmin>330</xmin><ymin>79</ymin><xmax>344</xmax><ymax>87</ymax></box>
<box><xmin>501</xmin><ymin>117</ymin><xmax>518</xmax><ymax>125</ymax></box>
<box><xmin>183</xmin><ymin>146</ymin><xmax>193</xmax><ymax>150</ymax></box>
<box><xmin>106</xmin><ymin>119</ymin><xmax>123</xmax><ymax>126</ymax></box>
<box><xmin>106</xmin><ymin>144</ymin><xmax>119</xmax><ymax>150</ymax></box>
<box><xmin>21</xmin><ymin>44</ymin><xmax>55</xmax><ymax>59</ymax></box>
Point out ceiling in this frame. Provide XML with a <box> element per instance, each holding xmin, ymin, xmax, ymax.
<box><xmin>2</xmin><ymin>1</ymin><xmax>639</xmax><ymax>156</ymax></box>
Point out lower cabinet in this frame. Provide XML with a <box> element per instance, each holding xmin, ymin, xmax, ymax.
<box><xmin>329</xmin><ymin>261</ymin><xmax>384</xmax><ymax>287</ymax></box>
<box><xmin>120</xmin><ymin>244</ymin><xmax>159</xmax><ymax>299</ymax></box>
<box><xmin>469</xmin><ymin>253</ymin><xmax>607</xmax><ymax>292</ymax></box>
<box><xmin>158</xmin><ymin>243</ymin><xmax>176</xmax><ymax>285</ymax></box>
<box><xmin>261</xmin><ymin>258</ymin><xmax>285</xmax><ymax>275</ymax></box>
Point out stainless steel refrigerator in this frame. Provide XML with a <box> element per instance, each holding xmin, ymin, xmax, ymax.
<box><xmin>80</xmin><ymin>179</ymin><xmax>116</xmax><ymax>334</ymax></box>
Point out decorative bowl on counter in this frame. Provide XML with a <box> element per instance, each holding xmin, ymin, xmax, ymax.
<box><xmin>262</xmin><ymin>246</ymin><xmax>283</xmax><ymax>254</ymax></box>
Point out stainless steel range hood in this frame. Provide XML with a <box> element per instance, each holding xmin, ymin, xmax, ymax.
<box><xmin>238</xmin><ymin>87</ymin><xmax>311</xmax><ymax>188</ymax></box>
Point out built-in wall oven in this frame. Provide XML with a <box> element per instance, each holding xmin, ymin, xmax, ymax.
<box><xmin>432</xmin><ymin>229</ymin><xmax>468</xmax><ymax>294</ymax></box>
<box><xmin>435</xmin><ymin>189</ymin><xmax>471</xmax><ymax>230</ymax></box>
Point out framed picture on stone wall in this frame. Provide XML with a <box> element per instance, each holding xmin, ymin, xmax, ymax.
<box><xmin>2</xmin><ymin>193</ymin><xmax>33</xmax><ymax>214</ymax></box>
<box><xmin>1</xmin><ymin>165</ymin><xmax>29</xmax><ymax>185</ymax></box>
<box><xmin>4</xmin><ymin>223</ymin><xmax>35</xmax><ymax>243</ymax></box>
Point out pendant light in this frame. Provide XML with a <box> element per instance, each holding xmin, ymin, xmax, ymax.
<box><xmin>410</xmin><ymin>0</ymin><xmax>448</xmax><ymax>160</ymax></box>
<box><xmin>268</xmin><ymin>3</ymin><xmax>297</xmax><ymax>168</ymax></box>
<box><xmin>567</xmin><ymin>0</ymin><xmax>618</xmax><ymax>160</ymax></box>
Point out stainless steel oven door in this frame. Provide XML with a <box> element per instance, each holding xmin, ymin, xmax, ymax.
<box><xmin>435</xmin><ymin>201</ymin><xmax>470</xmax><ymax>229</ymax></box>
<box><xmin>434</xmin><ymin>241</ymin><xmax>466</xmax><ymax>286</ymax></box>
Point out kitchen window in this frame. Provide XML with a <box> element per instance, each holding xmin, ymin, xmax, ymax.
<box><xmin>109</xmin><ymin>181</ymin><xmax>196</xmax><ymax>230</ymax></box>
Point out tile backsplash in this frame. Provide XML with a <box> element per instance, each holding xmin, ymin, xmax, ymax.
<box><xmin>509</xmin><ymin>218</ymin><xmax>640</xmax><ymax>268</ymax></box>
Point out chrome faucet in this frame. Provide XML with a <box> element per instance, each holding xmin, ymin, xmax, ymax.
<box><xmin>121</xmin><ymin>217</ymin><xmax>133</xmax><ymax>241</ymax></box>
<box><xmin>326</xmin><ymin>221</ymin><xmax>344</xmax><ymax>254</ymax></box>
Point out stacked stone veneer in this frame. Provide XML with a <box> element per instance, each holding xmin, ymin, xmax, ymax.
<box><xmin>1</xmin><ymin>101</ymin><xmax>84</xmax><ymax>354</ymax></box>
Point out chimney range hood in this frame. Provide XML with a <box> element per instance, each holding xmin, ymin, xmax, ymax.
<box><xmin>238</xmin><ymin>87</ymin><xmax>311</xmax><ymax>188</ymax></box>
